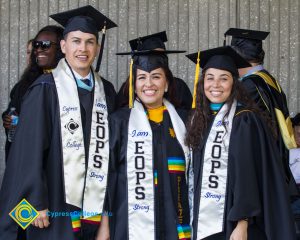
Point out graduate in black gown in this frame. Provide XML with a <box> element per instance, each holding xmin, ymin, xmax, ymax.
<box><xmin>0</xmin><ymin>5</ymin><xmax>117</xmax><ymax>240</ymax></box>
<box><xmin>1</xmin><ymin>25</ymin><xmax>64</xmax><ymax>240</ymax></box>
<box><xmin>106</xmin><ymin>44</ymin><xmax>191</xmax><ymax>240</ymax></box>
<box><xmin>116</xmin><ymin>31</ymin><xmax>192</xmax><ymax>109</ymax></box>
<box><xmin>224</xmin><ymin>28</ymin><xmax>297</xmax><ymax>193</ymax></box>
<box><xmin>2</xmin><ymin>25</ymin><xmax>64</xmax><ymax>161</ymax></box>
<box><xmin>185</xmin><ymin>46</ymin><xmax>296</xmax><ymax>240</ymax></box>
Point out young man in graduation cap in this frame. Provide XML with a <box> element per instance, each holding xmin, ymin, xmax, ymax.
<box><xmin>0</xmin><ymin>5</ymin><xmax>117</xmax><ymax>240</ymax></box>
<box><xmin>224</xmin><ymin>28</ymin><xmax>298</xmax><ymax>194</ymax></box>
<box><xmin>116</xmin><ymin>31</ymin><xmax>192</xmax><ymax>109</ymax></box>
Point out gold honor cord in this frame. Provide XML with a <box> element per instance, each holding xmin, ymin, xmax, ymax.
<box><xmin>192</xmin><ymin>51</ymin><xmax>201</xmax><ymax>109</ymax></box>
<box><xmin>129</xmin><ymin>58</ymin><xmax>134</xmax><ymax>108</ymax></box>
<box><xmin>275</xmin><ymin>109</ymin><xmax>297</xmax><ymax>149</ymax></box>
<box><xmin>255</xmin><ymin>72</ymin><xmax>281</xmax><ymax>93</ymax></box>
<box><xmin>254</xmin><ymin>72</ymin><xmax>296</xmax><ymax>148</ymax></box>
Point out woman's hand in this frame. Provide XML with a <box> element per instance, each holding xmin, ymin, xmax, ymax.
<box><xmin>95</xmin><ymin>215</ymin><xmax>110</xmax><ymax>240</ymax></box>
<box><xmin>3</xmin><ymin>114</ymin><xmax>12</xmax><ymax>129</ymax></box>
<box><xmin>229</xmin><ymin>220</ymin><xmax>248</xmax><ymax>240</ymax></box>
<box><xmin>32</xmin><ymin>209</ymin><xmax>50</xmax><ymax>228</ymax></box>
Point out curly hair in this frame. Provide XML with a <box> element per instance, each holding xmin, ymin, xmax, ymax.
<box><xmin>118</xmin><ymin>65</ymin><xmax>179</xmax><ymax>108</ymax></box>
<box><xmin>185</xmin><ymin>69</ymin><xmax>277</xmax><ymax>149</ymax></box>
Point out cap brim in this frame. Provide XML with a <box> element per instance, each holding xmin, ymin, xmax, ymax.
<box><xmin>116</xmin><ymin>49</ymin><xmax>186</xmax><ymax>56</ymax></box>
<box><xmin>224</xmin><ymin>28</ymin><xmax>269</xmax><ymax>40</ymax></box>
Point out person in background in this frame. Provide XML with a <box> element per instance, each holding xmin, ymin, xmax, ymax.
<box><xmin>116</xmin><ymin>31</ymin><xmax>192</xmax><ymax>109</ymax></box>
<box><xmin>290</xmin><ymin>113</ymin><xmax>300</xmax><ymax>216</ymax></box>
<box><xmin>292</xmin><ymin>113</ymin><xmax>300</xmax><ymax>148</ymax></box>
<box><xmin>2</xmin><ymin>25</ymin><xmax>64</xmax><ymax>160</ymax></box>
<box><xmin>224</xmin><ymin>28</ymin><xmax>297</xmax><ymax>194</ymax></box>
<box><xmin>26</xmin><ymin>39</ymin><xmax>33</xmax><ymax>65</ymax></box>
<box><xmin>186</xmin><ymin>46</ymin><xmax>296</xmax><ymax>240</ymax></box>
<box><xmin>106</xmin><ymin>43</ymin><xmax>191</xmax><ymax>240</ymax></box>
<box><xmin>0</xmin><ymin>5</ymin><xmax>117</xmax><ymax>240</ymax></box>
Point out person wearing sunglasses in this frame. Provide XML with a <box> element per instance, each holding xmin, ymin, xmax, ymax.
<box><xmin>2</xmin><ymin>25</ymin><xmax>64</xmax><ymax>162</ymax></box>
<box><xmin>32</xmin><ymin>40</ymin><xmax>59</xmax><ymax>69</ymax></box>
<box><xmin>0</xmin><ymin>25</ymin><xmax>63</xmax><ymax>240</ymax></box>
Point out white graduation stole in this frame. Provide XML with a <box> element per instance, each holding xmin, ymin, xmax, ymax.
<box><xmin>127</xmin><ymin>99</ymin><xmax>190</xmax><ymax>240</ymax></box>
<box><xmin>196</xmin><ymin>100</ymin><xmax>236</xmax><ymax>239</ymax></box>
<box><xmin>52</xmin><ymin>59</ymin><xmax>109</xmax><ymax>218</ymax></box>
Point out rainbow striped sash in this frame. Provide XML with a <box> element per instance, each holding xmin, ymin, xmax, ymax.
<box><xmin>177</xmin><ymin>224</ymin><xmax>191</xmax><ymax>239</ymax></box>
<box><xmin>168</xmin><ymin>157</ymin><xmax>185</xmax><ymax>173</ymax></box>
<box><xmin>71</xmin><ymin>214</ymin><xmax>102</xmax><ymax>232</ymax></box>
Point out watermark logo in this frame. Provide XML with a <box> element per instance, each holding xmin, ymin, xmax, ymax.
<box><xmin>9</xmin><ymin>199</ymin><xmax>39</xmax><ymax>230</ymax></box>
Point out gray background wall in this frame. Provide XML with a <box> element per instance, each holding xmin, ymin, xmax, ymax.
<box><xmin>0</xmin><ymin>0</ymin><xmax>299</xmax><ymax>185</ymax></box>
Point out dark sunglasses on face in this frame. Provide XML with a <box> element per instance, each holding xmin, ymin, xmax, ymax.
<box><xmin>33</xmin><ymin>40</ymin><xmax>57</xmax><ymax>50</ymax></box>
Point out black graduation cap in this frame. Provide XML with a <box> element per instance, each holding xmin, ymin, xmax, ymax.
<box><xmin>50</xmin><ymin>5</ymin><xmax>118</xmax><ymax>72</ymax></box>
<box><xmin>118</xmin><ymin>31</ymin><xmax>185</xmax><ymax>56</ymax></box>
<box><xmin>129</xmin><ymin>31</ymin><xmax>168</xmax><ymax>51</ymax></box>
<box><xmin>186</xmin><ymin>46</ymin><xmax>251</xmax><ymax>108</ymax></box>
<box><xmin>50</xmin><ymin>5</ymin><xmax>117</xmax><ymax>38</ymax></box>
<box><xmin>117</xmin><ymin>31</ymin><xmax>185</xmax><ymax>73</ymax></box>
<box><xmin>186</xmin><ymin>46</ymin><xmax>250</xmax><ymax>75</ymax></box>
<box><xmin>224</xmin><ymin>28</ymin><xmax>269</xmax><ymax>61</ymax></box>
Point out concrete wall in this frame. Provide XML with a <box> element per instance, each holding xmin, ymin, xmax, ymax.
<box><xmin>0</xmin><ymin>0</ymin><xmax>300</xmax><ymax>185</ymax></box>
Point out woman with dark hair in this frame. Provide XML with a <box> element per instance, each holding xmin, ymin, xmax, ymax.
<box><xmin>26</xmin><ymin>39</ymin><xmax>33</xmax><ymax>65</ymax></box>
<box><xmin>2</xmin><ymin>25</ymin><xmax>64</xmax><ymax>159</ymax></box>
<box><xmin>102</xmin><ymin>48</ymin><xmax>191</xmax><ymax>240</ymax></box>
<box><xmin>116</xmin><ymin>31</ymin><xmax>192</xmax><ymax>110</ymax></box>
<box><xmin>186</xmin><ymin>46</ymin><xmax>295</xmax><ymax>240</ymax></box>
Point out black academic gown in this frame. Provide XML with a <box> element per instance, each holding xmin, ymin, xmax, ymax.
<box><xmin>241</xmin><ymin>70</ymin><xmax>296</xmax><ymax>191</ymax></box>
<box><xmin>116</xmin><ymin>77</ymin><xmax>192</xmax><ymax>109</ymax></box>
<box><xmin>0</xmin><ymin>73</ymin><xmax>116</xmax><ymax>240</ymax></box>
<box><xmin>2</xmin><ymin>81</ymin><xmax>28</xmax><ymax>161</ymax></box>
<box><xmin>107</xmin><ymin>107</ymin><xmax>189</xmax><ymax>240</ymax></box>
<box><xmin>192</xmin><ymin>106</ymin><xmax>296</xmax><ymax>240</ymax></box>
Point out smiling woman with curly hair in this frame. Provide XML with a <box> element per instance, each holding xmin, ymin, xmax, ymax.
<box><xmin>186</xmin><ymin>46</ymin><xmax>296</xmax><ymax>240</ymax></box>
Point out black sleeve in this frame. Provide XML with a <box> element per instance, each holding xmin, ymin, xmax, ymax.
<box><xmin>0</xmin><ymin>78</ymin><xmax>56</xmax><ymax>239</ymax></box>
<box><xmin>2</xmin><ymin>82</ymin><xmax>21</xmax><ymax>129</ymax></box>
<box><xmin>106</xmin><ymin>109</ymin><xmax>129</xmax><ymax>238</ymax></box>
<box><xmin>228</xmin><ymin>111</ymin><xmax>296</xmax><ymax>240</ymax></box>
<box><xmin>242</xmin><ymin>77</ymin><xmax>272</xmax><ymax>115</ymax></box>
<box><xmin>227</xmin><ymin>112</ymin><xmax>263</xmax><ymax>221</ymax></box>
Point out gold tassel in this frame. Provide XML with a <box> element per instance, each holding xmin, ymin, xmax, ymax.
<box><xmin>129</xmin><ymin>58</ymin><xmax>134</xmax><ymax>108</ymax></box>
<box><xmin>192</xmin><ymin>51</ymin><xmax>200</xmax><ymax>109</ymax></box>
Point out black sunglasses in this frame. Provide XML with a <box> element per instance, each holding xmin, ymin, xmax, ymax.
<box><xmin>33</xmin><ymin>40</ymin><xmax>57</xmax><ymax>50</ymax></box>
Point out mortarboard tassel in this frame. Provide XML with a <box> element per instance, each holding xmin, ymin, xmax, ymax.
<box><xmin>95</xmin><ymin>25</ymin><xmax>107</xmax><ymax>72</ymax></box>
<box><xmin>192</xmin><ymin>51</ymin><xmax>200</xmax><ymax>109</ymax></box>
<box><xmin>129</xmin><ymin>58</ymin><xmax>134</xmax><ymax>108</ymax></box>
